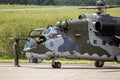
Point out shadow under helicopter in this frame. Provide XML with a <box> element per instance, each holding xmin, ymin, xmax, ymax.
<box><xmin>21</xmin><ymin>64</ymin><xmax>120</xmax><ymax>70</ymax></box>
<box><xmin>1</xmin><ymin>64</ymin><xmax>120</xmax><ymax>72</ymax></box>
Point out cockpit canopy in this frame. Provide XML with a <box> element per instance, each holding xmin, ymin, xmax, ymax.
<box><xmin>44</xmin><ymin>26</ymin><xmax>65</xmax><ymax>39</ymax></box>
<box><xmin>28</xmin><ymin>28</ymin><xmax>45</xmax><ymax>38</ymax></box>
<box><xmin>28</xmin><ymin>26</ymin><xmax>65</xmax><ymax>44</ymax></box>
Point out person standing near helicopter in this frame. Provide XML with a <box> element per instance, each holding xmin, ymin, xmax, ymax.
<box><xmin>13</xmin><ymin>38</ymin><xmax>21</xmax><ymax>67</ymax></box>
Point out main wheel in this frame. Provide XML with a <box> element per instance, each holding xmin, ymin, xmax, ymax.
<box><xmin>52</xmin><ymin>62</ymin><xmax>61</xmax><ymax>68</ymax></box>
<box><xmin>94</xmin><ymin>61</ymin><xmax>104</xmax><ymax>68</ymax></box>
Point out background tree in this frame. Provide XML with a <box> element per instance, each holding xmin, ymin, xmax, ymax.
<box><xmin>0</xmin><ymin>0</ymin><xmax>120</xmax><ymax>5</ymax></box>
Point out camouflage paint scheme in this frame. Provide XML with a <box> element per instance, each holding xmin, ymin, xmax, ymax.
<box><xmin>24</xmin><ymin>13</ymin><xmax>120</xmax><ymax>62</ymax></box>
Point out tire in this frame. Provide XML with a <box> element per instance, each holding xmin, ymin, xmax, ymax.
<box><xmin>94</xmin><ymin>61</ymin><xmax>104</xmax><ymax>68</ymax></box>
<box><xmin>52</xmin><ymin>62</ymin><xmax>61</xmax><ymax>68</ymax></box>
<box><xmin>32</xmin><ymin>58</ymin><xmax>38</xmax><ymax>63</ymax></box>
<box><xmin>56</xmin><ymin>62</ymin><xmax>61</xmax><ymax>68</ymax></box>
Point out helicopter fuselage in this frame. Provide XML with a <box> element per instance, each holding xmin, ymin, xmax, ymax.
<box><xmin>23</xmin><ymin>13</ymin><xmax>120</xmax><ymax>63</ymax></box>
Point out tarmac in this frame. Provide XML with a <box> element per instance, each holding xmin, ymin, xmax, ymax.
<box><xmin>0</xmin><ymin>63</ymin><xmax>120</xmax><ymax>80</ymax></box>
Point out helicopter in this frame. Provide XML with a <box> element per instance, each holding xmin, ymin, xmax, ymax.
<box><xmin>22</xmin><ymin>0</ymin><xmax>120</xmax><ymax>68</ymax></box>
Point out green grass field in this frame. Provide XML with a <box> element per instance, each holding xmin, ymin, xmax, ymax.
<box><xmin>0</xmin><ymin>5</ymin><xmax>120</xmax><ymax>62</ymax></box>
<box><xmin>0</xmin><ymin>58</ymin><xmax>117</xmax><ymax>64</ymax></box>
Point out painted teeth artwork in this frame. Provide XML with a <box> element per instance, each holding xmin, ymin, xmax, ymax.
<box><xmin>14</xmin><ymin>0</ymin><xmax>120</xmax><ymax>68</ymax></box>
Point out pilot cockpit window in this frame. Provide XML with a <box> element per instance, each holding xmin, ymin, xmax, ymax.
<box><xmin>30</xmin><ymin>30</ymin><xmax>41</xmax><ymax>37</ymax></box>
<box><xmin>29</xmin><ymin>28</ymin><xmax>44</xmax><ymax>38</ymax></box>
<box><xmin>28</xmin><ymin>28</ymin><xmax>46</xmax><ymax>44</ymax></box>
<box><xmin>44</xmin><ymin>28</ymin><xmax>51</xmax><ymax>35</ymax></box>
<box><xmin>44</xmin><ymin>27</ymin><xmax>65</xmax><ymax>39</ymax></box>
<box><xmin>47</xmin><ymin>29</ymin><xmax>58</xmax><ymax>38</ymax></box>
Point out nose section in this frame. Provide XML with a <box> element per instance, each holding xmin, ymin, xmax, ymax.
<box><xmin>23</xmin><ymin>38</ymin><xmax>37</xmax><ymax>52</ymax></box>
<box><xmin>23</xmin><ymin>38</ymin><xmax>49</xmax><ymax>54</ymax></box>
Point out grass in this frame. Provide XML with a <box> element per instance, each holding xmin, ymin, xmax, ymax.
<box><xmin>0</xmin><ymin>58</ymin><xmax>94</xmax><ymax>64</ymax></box>
<box><xmin>0</xmin><ymin>58</ymin><xmax>93</xmax><ymax>64</ymax></box>
<box><xmin>0</xmin><ymin>58</ymin><xmax>117</xmax><ymax>65</ymax></box>
<box><xmin>0</xmin><ymin>4</ymin><xmax>58</xmax><ymax>9</ymax></box>
<box><xmin>0</xmin><ymin>59</ymin><xmax>28</xmax><ymax>63</ymax></box>
<box><xmin>0</xmin><ymin>5</ymin><xmax>120</xmax><ymax>60</ymax></box>
<box><xmin>0</xmin><ymin>5</ymin><xmax>93</xmax><ymax>58</ymax></box>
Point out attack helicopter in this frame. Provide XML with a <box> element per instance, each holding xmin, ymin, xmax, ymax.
<box><xmin>22</xmin><ymin>0</ymin><xmax>120</xmax><ymax>68</ymax></box>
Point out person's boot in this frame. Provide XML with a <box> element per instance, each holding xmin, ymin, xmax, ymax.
<box><xmin>15</xmin><ymin>65</ymin><xmax>20</xmax><ymax>67</ymax></box>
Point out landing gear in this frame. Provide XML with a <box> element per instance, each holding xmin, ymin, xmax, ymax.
<box><xmin>52</xmin><ymin>58</ymin><xmax>61</xmax><ymax>68</ymax></box>
<box><xmin>94</xmin><ymin>61</ymin><xmax>104</xmax><ymax>68</ymax></box>
<box><xmin>29</xmin><ymin>58</ymin><xmax>38</xmax><ymax>63</ymax></box>
<box><xmin>52</xmin><ymin>62</ymin><xmax>61</xmax><ymax>68</ymax></box>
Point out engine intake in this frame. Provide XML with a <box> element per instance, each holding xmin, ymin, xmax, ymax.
<box><xmin>55</xmin><ymin>20</ymin><xmax>70</xmax><ymax>31</ymax></box>
<box><xmin>94</xmin><ymin>21</ymin><xmax>115</xmax><ymax>34</ymax></box>
<box><xmin>93</xmin><ymin>14</ymin><xmax>120</xmax><ymax>36</ymax></box>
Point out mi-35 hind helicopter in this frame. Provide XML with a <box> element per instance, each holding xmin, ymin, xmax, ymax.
<box><xmin>22</xmin><ymin>0</ymin><xmax>120</xmax><ymax>68</ymax></box>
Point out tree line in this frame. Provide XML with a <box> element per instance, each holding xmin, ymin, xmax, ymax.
<box><xmin>0</xmin><ymin>0</ymin><xmax>120</xmax><ymax>6</ymax></box>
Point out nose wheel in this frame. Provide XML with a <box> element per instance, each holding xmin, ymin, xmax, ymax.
<box><xmin>52</xmin><ymin>58</ymin><xmax>61</xmax><ymax>68</ymax></box>
<box><xmin>52</xmin><ymin>62</ymin><xmax>61</xmax><ymax>68</ymax></box>
<box><xmin>94</xmin><ymin>61</ymin><xmax>104</xmax><ymax>68</ymax></box>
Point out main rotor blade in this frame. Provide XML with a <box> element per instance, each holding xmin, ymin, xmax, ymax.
<box><xmin>78</xmin><ymin>5</ymin><xmax>120</xmax><ymax>9</ymax></box>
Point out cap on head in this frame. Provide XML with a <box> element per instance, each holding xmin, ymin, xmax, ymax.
<box><xmin>14</xmin><ymin>38</ymin><xmax>19</xmax><ymax>42</ymax></box>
